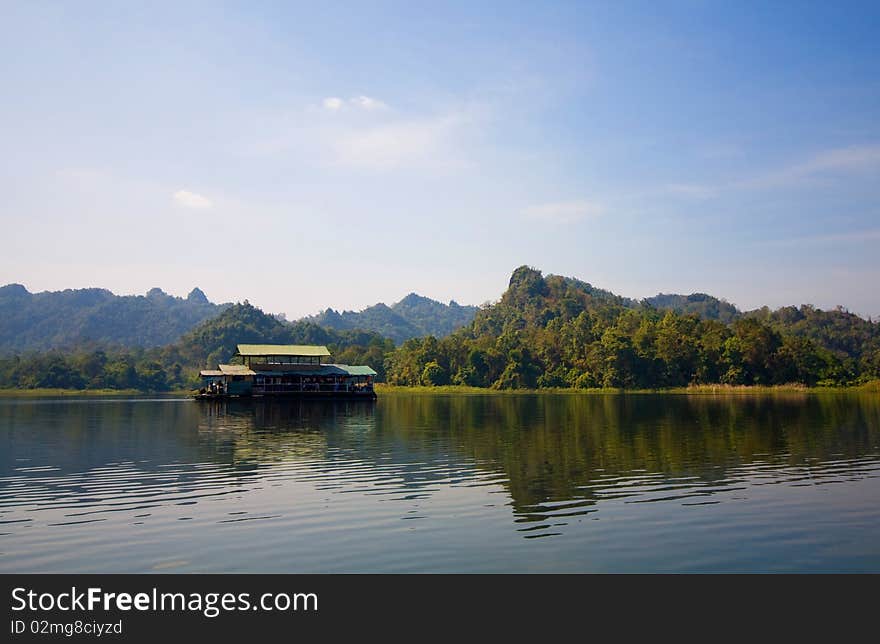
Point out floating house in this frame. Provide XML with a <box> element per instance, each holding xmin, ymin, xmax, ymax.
<box><xmin>197</xmin><ymin>344</ymin><xmax>377</xmax><ymax>399</ymax></box>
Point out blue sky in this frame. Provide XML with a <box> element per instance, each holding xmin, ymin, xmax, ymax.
<box><xmin>2</xmin><ymin>1</ymin><xmax>879</xmax><ymax>319</ymax></box>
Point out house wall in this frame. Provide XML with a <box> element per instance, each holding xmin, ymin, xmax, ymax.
<box><xmin>227</xmin><ymin>376</ymin><xmax>254</xmax><ymax>395</ymax></box>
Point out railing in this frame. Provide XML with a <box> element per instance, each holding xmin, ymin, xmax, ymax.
<box><xmin>252</xmin><ymin>383</ymin><xmax>373</xmax><ymax>394</ymax></box>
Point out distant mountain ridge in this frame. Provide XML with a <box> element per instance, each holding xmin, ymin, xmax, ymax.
<box><xmin>644</xmin><ymin>292</ymin><xmax>741</xmax><ymax>323</ymax></box>
<box><xmin>385</xmin><ymin>265</ymin><xmax>880</xmax><ymax>389</ymax></box>
<box><xmin>0</xmin><ymin>284</ymin><xmax>229</xmax><ymax>352</ymax></box>
<box><xmin>2</xmin><ymin>268</ymin><xmax>878</xmax><ymax>391</ymax></box>
<box><xmin>305</xmin><ymin>293</ymin><xmax>479</xmax><ymax>344</ymax></box>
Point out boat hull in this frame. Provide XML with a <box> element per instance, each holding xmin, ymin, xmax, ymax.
<box><xmin>193</xmin><ymin>391</ymin><xmax>377</xmax><ymax>401</ymax></box>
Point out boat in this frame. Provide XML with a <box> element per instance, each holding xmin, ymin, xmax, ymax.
<box><xmin>195</xmin><ymin>344</ymin><xmax>377</xmax><ymax>400</ymax></box>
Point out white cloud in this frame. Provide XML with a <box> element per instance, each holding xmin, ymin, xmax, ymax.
<box><xmin>796</xmin><ymin>144</ymin><xmax>880</xmax><ymax>174</ymax></box>
<box><xmin>329</xmin><ymin>112</ymin><xmax>471</xmax><ymax>170</ymax></box>
<box><xmin>761</xmin><ymin>228</ymin><xmax>880</xmax><ymax>247</ymax></box>
<box><xmin>244</xmin><ymin>100</ymin><xmax>485</xmax><ymax>172</ymax></box>
<box><xmin>350</xmin><ymin>95</ymin><xmax>387</xmax><ymax>110</ymax></box>
<box><xmin>522</xmin><ymin>200</ymin><xmax>604</xmax><ymax>224</ymax></box>
<box><xmin>666</xmin><ymin>183</ymin><xmax>717</xmax><ymax>199</ymax></box>
<box><xmin>739</xmin><ymin>143</ymin><xmax>880</xmax><ymax>189</ymax></box>
<box><xmin>323</xmin><ymin>95</ymin><xmax>388</xmax><ymax>112</ymax></box>
<box><xmin>666</xmin><ymin>143</ymin><xmax>880</xmax><ymax>197</ymax></box>
<box><xmin>173</xmin><ymin>189</ymin><xmax>213</xmax><ymax>209</ymax></box>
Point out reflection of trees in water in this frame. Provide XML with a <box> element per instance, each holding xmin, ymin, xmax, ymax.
<box><xmin>2</xmin><ymin>395</ymin><xmax>878</xmax><ymax>519</ymax></box>
<box><xmin>371</xmin><ymin>394</ymin><xmax>880</xmax><ymax>513</ymax></box>
<box><xmin>194</xmin><ymin>394</ymin><xmax>880</xmax><ymax>515</ymax></box>
<box><xmin>0</xmin><ymin>399</ymin><xmax>204</xmax><ymax>476</ymax></box>
<box><xmin>195</xmin><ymin>399</ymin><xmax>377</xmax><ymax>470</ymax></box>
<box><xmin>195</xmin><ymin>399</ymin><xmax>487</xmax><ymax>496</ymax></box>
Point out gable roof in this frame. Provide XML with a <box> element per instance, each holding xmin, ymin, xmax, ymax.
<box><xmin>235</xmin><ymin>344</ymin><xmax>331</xmax><ymax>357</ymax></box>
<box><xmin>334</xmin><ymin>364</ymin><xmax>378</xmax><ymax>376</ymax></box>
<box><xmin>250</xmin><ymin>364</ymin><xmax>377</xmax><ymax>377</ymax></box>
<box><xmin>218</xmin><ymin>364</ymin><xmax>257</xmax><ymax>375</ymax></box>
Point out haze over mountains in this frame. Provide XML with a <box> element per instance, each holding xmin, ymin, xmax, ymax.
<box><xmin>0</xmin><ymin>273</ymin><xmax>873</xmax><ymax>357</ymax></box>
<box><xmin>384</xmin><ymin>266</ymin><xmax>880</xmax><ymax>389</ymax></box>
<box><xmin>0</xmin><ymin>284</ymin><xmax>228</xmax><ymax>352</ymax></box>
<box><xmin>305</xmin><ymin>294</ymin><xmax>479</xmax><ymax>344</ymax></box>
<box><xmin>1</xmin><ymin>267</ymin><xmax>877</xmax><ymax>390</ymax></box>
<box><xmin>0</xmin><ymin>285</ymin><xmax>480</xmax><ymax>353</ymax></box>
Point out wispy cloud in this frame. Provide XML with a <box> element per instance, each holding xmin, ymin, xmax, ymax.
<box><xmin>741</xmin><ymin>144</ymin><xmax>880</xmax><ymax>189</ymax></box>
<box><xmin>522</xmin><ymin>200</ymin><xmax>603</xmax><ymax>224</ymax></box>
<box><xmin>665</xmin><ymin>183</ymin><xmax>717</xmax><ymax>199</ymax></box>
<box><xmin>760</xmin><ymin>228</ymin><xmax>880</xmax><ymax>247</ymax></box>
<box><xmin>792</xmin><ymin>144</ymin><xmax>880</xmax><ymax>175</ymax></box>
<box><xmin>330</xmin><ymin>113</ymin><xmax>468</xmax><ymax>170</ymax></box>
<box><xmin>322</xmin><ymin>95</ymin><xmax>388</xmax><ymax>112</ymax></box>
<box><xmin>667</xmin><ymin>143</ymin><xmax>880</xmax><ymax>198</ymax></box>
<box><xmin>173</xmin><ymin>189</ymin><xmax>213</xmax><ymax>209</ymax></box>
<box><xmin>350</xmin><ymin>95</ymin><xmax>387</xmax><ymax>110</ymax></box>
<box><xmin>245</xmin><ymin>99</ymin><xmax>486</xmax><ymax>172</ymax></box>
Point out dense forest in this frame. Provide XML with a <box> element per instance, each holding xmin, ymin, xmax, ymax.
<box><xmin>305</xmin><ymin>293</ymin><xmax>479</xmax><ymax>343</ymax></box>
<box><xmin>0</xmin><ymin>303</ymin><xmax>392</xmax><ymax>391</ymax></box>
<box><xmin>0</xmin><ymin>283</ymin><xmax>477</xmax><ymax>351</ymax></box>
<box><xmin>0</xmin><ymin>284</ymin><xmax>228</xmax><ymax>351</ymax></box>
<box><xmin>645</xmin><ymin>292</ymin><xmax>741</xmax><ymax>323</ymax></box>
<box><xmin>1</xmin><ymin>267</ymin><xmax>878</xmax><ymax>391</ymax></box>
<box><xmin>384</xmin><ymin>267</ymin><xmax>880</xmax><ymax>389</ymax></box>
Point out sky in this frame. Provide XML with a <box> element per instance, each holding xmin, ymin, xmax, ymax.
<box><xmin>1</xmin><ymin>1</ymin><xmax>879</xmax><ymax>319</ymax></box>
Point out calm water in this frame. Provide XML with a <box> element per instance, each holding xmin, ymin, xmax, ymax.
<box><xmin>1</xmin><ymin>393</ymin><xmax>878</xmax><ymax>573</ymax></box>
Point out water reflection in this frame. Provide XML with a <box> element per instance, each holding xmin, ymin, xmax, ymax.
<box><xmin>0</xmin><ymin>393</ymin><xmax>878</xmax><ymax>572</ymax></box>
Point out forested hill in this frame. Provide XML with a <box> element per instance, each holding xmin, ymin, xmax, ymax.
<box><xmin>2</xmin><ymin>268</ymin><xmax>878</xmax><ymax>391</ymax></box>
<box><xmin>305</xmin><ymin>293</ymin><xmax>479</xmax><ymax>343</ymax></box>
<box><xmin>385</xmin><ymin>266</ymin><xmax>880</xmax><ymax>388</ymax></box>
<box><xmin>0</xmin><ymin>302</ymin><xmax>394</xmax><ymax>391</ymax></box>
<box><xmin>0</xmin><ymin>284</ymin><xmax>228</xmax><ymax>352</ymax></box>
<box><xmin>645</xmin><ymin>293</ymin><xmax>741</xmax><ymax>323</ymax></box>
<box><xmin>159</xmin><ymin>302</ymin><xmax>393</xmax><ymax>378</ymax></box>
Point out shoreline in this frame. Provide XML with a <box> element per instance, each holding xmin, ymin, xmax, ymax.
<box><xmin>0</xmin><ymin>388</ymin><xmax>193</xmax><ymax>398</ymax></box>
<box><xmin>375</xmin><ymin>382</ymin><xmax>880</xmax><ymax>395</ymax></box>
<box><xmin>1</xmin><ymin>381</ymin><xmax>876</xmax><ymax>398</ymax></box>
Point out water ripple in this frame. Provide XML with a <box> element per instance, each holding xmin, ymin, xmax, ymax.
<box><xmin>1</xmin><ymin>395</ymin><xmax>879</xmax><ymax>572</ymax></box>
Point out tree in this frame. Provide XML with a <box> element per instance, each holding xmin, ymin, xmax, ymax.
<box><xmin>420</xmin><ymin>361</ymin><xmax>448</xmax><ymax>386</ymax></box>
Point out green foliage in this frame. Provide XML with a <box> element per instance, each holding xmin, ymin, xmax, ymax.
<box><xmin>0</xmin><ymin>284</ymin><xmax>227</xmax><ymax>352</ymax></box>
<box><xmin>2</xmin><ymin>268</ymin><xmax>878</xmax><ymax>392</ymax></box>
<box><xmin>307</xmin><ymin>293</ymin><xmax>478</xmax><ymax>344</ymax></box>
<box><xmin>645</xmin><ymin>292</ymin><xmax>740</xmax><ymax>323</ymax></box>
<box><xmin>420</xmin><ymin>361</ymin><xmax>449</xmax><ymax>386</ymax></box>
<box><xmin>385</xmin><ymin>267</ymin><xmax>880</xmax><ymax>390</ymax></box>
<box><xmin>0</xmin><ymin>302</ymin><xmax>395</xmax><ymax>392</ymax></box>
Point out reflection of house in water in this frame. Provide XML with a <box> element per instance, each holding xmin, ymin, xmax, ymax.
<box><xmin>198</xmin><ymin>344</ymin><xmax>376</xmax><ymax>399</ymax></box>
<box><xmin>197</xmin><ymin>398</ymin><xmax>376</xmax><ymax>434</ymax></box>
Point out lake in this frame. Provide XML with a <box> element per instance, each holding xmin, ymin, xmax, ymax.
<box><xmin>1</xmin><ymin>392</ymin><xmax>878</xmax><ymax>573</ymax></box>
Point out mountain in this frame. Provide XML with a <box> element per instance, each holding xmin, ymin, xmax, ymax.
<box><xmin>385</xmin><ymin>266</ymin><xmax>880</xmax><ymax>388</ymax></box>
<box><xmin>0</xmin><ymin>284</ymin><xmax>229</xmax><ymax>353</ymax></box>
<box><xmin>645</xmin><ymin>293</ymin><xmax>741</xmax><ymax>323</ymax></box>
<box><xmin>308</xmin><ymin>304</ymin><xmax>421</xmax><ymax>345</ymax></box>
<box><xmin>306</xmin><ymin>293</ymin><xmax>479</xmax><ymax>344</ymax></box>
<box><xmin>158</xmin><ymin>302</ymin><xmax>394</xmax><ymax>381</ymax></box>
<box><xmin>391</xmin><ymin>293</ymin><xmax>481</xmax><ymax>337</ymax></box>
<box><xmin>2</xmin><ymin>268</ymin><xmax>878</xmax><ymax>391</ymax></box>
<box><xmin>0</xmin><ymin>301</ymin><xmax>395</xmax><ymax>391</ymax></box>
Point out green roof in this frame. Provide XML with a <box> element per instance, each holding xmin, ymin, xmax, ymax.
<box><xmin>249</xmin><ymin>364</ymin><xmax>377</xmax><ymax>377</ymax></box>
<box><xmin>335</xmin><ymin>364</ymin><xmax>377</xmax><ymax>376</ymax></box>
<box><xmin>218</xmin><ymin>364</ymin><xmax>257</xmax><ymax>375</ymax></box>
<box><xmin>236</xmin><ymin>344</ymin><xmax>331</xmax><ymax>357</ymax></box>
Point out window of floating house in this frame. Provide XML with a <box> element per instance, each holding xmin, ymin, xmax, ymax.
<box><xmin>249</xmin><ymin>354</ymin><xmax>324</xmax><ymax>365</ymax></box>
